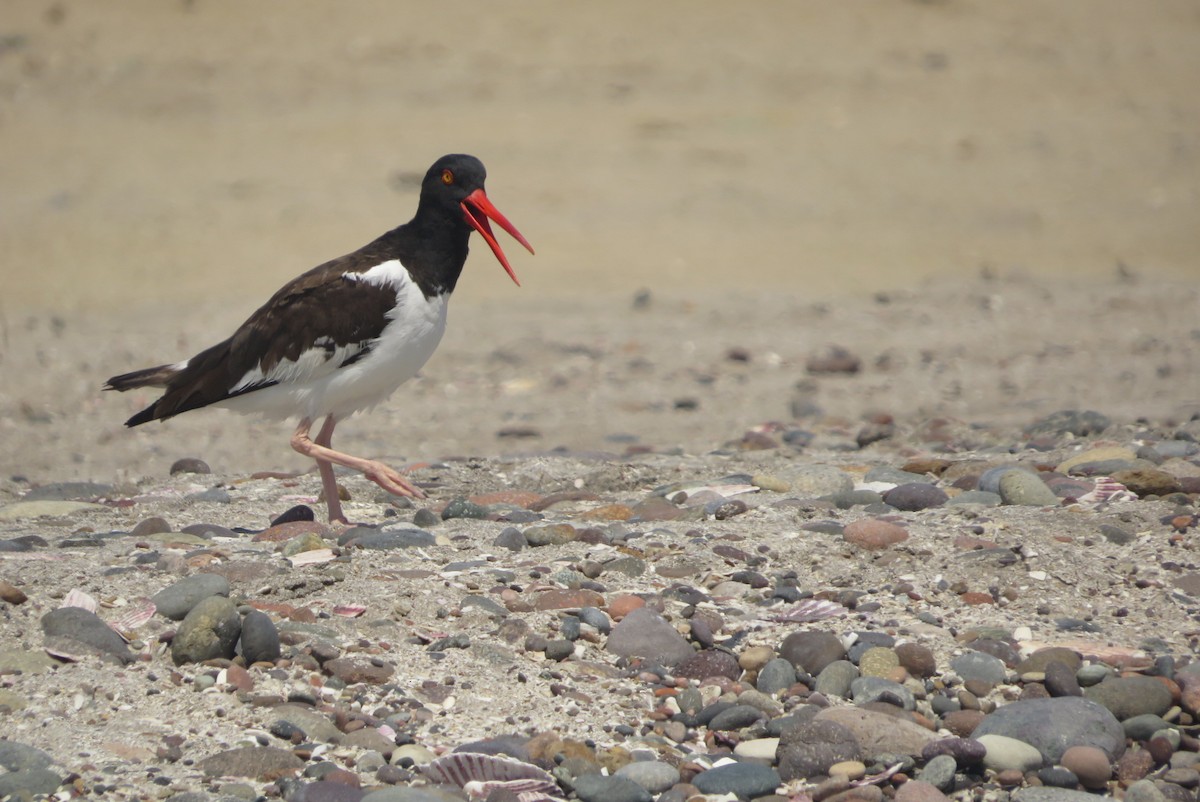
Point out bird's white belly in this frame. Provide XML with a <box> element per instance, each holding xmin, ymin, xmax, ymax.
<box><xmin>217</xmin><ymin>278</ymin><xmax>449</xmax><ymax>422</ymax></box>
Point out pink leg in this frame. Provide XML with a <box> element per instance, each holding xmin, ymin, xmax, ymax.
<box><xmin>291</xmin><ymin>416</ymin><xmax>426</xmax><ymax>524</ymax></box>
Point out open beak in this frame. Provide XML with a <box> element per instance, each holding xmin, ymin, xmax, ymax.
<box><xmin>461</xmin><ymin>188</ymin><xmax>535</xmax><ymax>286</ymax></box>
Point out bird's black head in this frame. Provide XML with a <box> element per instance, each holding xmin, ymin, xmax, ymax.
<box><xmin>417</xmin><ymin>154</ymin><xmax>534</xmax><ymax>285</ymax></box>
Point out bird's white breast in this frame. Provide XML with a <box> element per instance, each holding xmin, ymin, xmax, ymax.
<box><xmin>217</xmin><ymin>260</ymin><xmax>449</xmax><ymax>421</ymax></box>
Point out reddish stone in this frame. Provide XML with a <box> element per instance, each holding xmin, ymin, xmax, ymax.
<box><xmin>843</xmin><ymin>519</ymin><xmax>908</xmax><ymax>550</ymax></box>
<box><xmin>470</xmin><ymin>491</ymin><xmax>543</xmax><ymax>508</ymax></box>
<box><xmin>225</xmin><ymin>663</ymin><xmax>255</xmax><ymax>692</ymax></box>
<box><xmin>941</xmin><ymin>709</ymin><xmax>984</xmax><ymax>737</ymax></box>
<box><xmin>607</xmin><ymin>594</ymin><xmax>647</xmax><ymax>620</ymax></box>
<box><xmin>953</xmin><ymin>535</ymin><xmax>998</xmax><ymax>550</ymax></box>
<box><xmin>1116</xmin><ymin>747</ymin><xmax>1154</xmax><ymax>783</ymax></box>
<box><xmin>534</xmin><ymin>589</ymin><xmax>606</xmax><ymax>611</ymax></box>
<box><xmin>629</xmin><ymin>497</ymin><xmax>684</xmax><ymax>522</ymax></box>
<box><xmin>960</xmin><ymin>592</ymin><xmax>994</xmax><ymax>606</ymax></box>
<box><xmin>578</xmin><ymin>504</ymin><xmax>635</xmax><ymax>521</ymax></box>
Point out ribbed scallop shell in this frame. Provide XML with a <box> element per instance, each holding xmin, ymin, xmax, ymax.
<box><xmin>422</xmin><ymin>753</ymin><xmax>558</xmax><ymax>798</ymax></box>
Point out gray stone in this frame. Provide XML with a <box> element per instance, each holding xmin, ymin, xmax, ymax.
<box><xmin>777</xmin><ymin>717</ymin><xmax>862</xmax><ymax>781</ymax></box>
<box><xmin>1011</xmin><ymin>788</ymin><xmax>1106</xmax><ymax>802</ymax></box>
<box><xmin>976</xmin><ymin>734</ymin><xmax>1043</xmax><ymax>772</ymax></box>
<box><xmin>614</xmin><ymin>760</ymin><xmax>680</xmax><ymax>793</ymax></box>
<box><xmin>998</xmin><ymin>471</ymin><xmax>1060</xmax><ymax>506</ymax></box>
<box><xmin>691</xmin><ymin>762</ymin><xmax>780</xmax><ymax>798</ymax></box>
<box><xmin>196</xmin><ymin>746</ymin><xmax>304</xmax><ymax>779</ymax></box>
<box><xmin>851</xmin><ymin>676</ymin><xmax>915</xmax><ymax>709</ymax></box>
<box><xmin>350</xmin><ymin>529</ymin><xmax>436</xmax><ymax>549</ymax></box>
<box><xmin>152</xmin><ymin>574</ymin><xmax>231</xmax><ymax>621</ymax></box>
<box><xmin>0</xmin><ymin>767</ymin><xmax>63</xmax><ymax>798</ymax></box>
<box><xmin>918</xmin><ymin>754</ymin><xmax>957</xmax><ymax>792</ymax></box>
<box><xmin>41</xmin><ymin>606</ymin><xmax>133</xmax><ymax>663</ymax></box>
<box><xmin>0</xmin><ymin>740</ymin><xmax>55</xmax><ymax>772</ymax></box>
<box><xmin>788</xmin><ymin>466</ymin><xmax>854</xmax><ymax>497</ymax></box>
<box><xmin>708</xmin><ymin>704</ymin><xmax>765</xmax><ymax>731</ymax></box>
<box><xmin>946</xmin><ymin>490</ymin><xmax>1002</xmax><ymax>506</ymax></box>
<box><xmin>1084</xmin><ymin>675</ymin><xmax>1173</xmax><ymax>720</ymax></box>
<box><xmin>572</xmin><ymin>773</ymin><xmax>652</xmax><ymax>802</ymax></box>
<box><xmin>950</xmin><ymin>651</ymin><xmax>1007</xmax><ymax>684</ymax></box>
<box><xmin>756</xmin><ymin>657</ymin><xmax>797</xmax><ymax>696</ymax></box>
<box><xmin>780</xmin><ymin>630</ymin><xmax>846</xmax><ymax>675</ymax></box>
<box><xmin>971</xmin><ymin>696</ymin><xmax>1125</xmax><ymax>762</ymax></box>
<box><xmin>604</xmin><ymin>607</ymin><xmax>693</xmax><ymax>667</ymax></box>
<box><xmin>271</xmin><ymin>704</ymin><xmax>343</xmax><ymax>743</ymax></box>
<box><xmin>882</xmin><ymin>483</ymin><xmax>948</xmax><ymax>511</ymax></box>
<box><xmin>239</xmin><ymin>610</ymin><xmax>281</xmax><ymax>664</ymax></box>
<box><xmin>22</xmin><ymin>482</ymin><xmax>113</xmax><ymax>501</ymax></box>
<box><xmin>815</xmin><ymin>707</ymin><xmax>938</xmax><ymax>757</ymax></box>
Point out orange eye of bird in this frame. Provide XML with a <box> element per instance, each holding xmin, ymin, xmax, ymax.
<box><xmin>441</xmin><ymin>169</ymin><xmax>454</xmax><ymax>185</ymax></box>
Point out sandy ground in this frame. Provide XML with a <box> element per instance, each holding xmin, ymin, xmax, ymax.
<box><xmin>1</xmin><ymin>0</ymin><xmax>1198</xmax><ymax>483</ymax></box>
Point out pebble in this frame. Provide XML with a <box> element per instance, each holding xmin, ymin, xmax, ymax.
<box><xmin>781</xmin><ymin>630</ymin><xmax>846</xmax><ymax>675</ymax></box>
<box><xmin>171</xmin><ymin>595</ymin><xmax>241</xmax><ymax>665</ymax></box>
<box><xmin>971</xmin><ymin>696</ymin><xmax>1125</xmax><ymax>763</ymax></box>
<box><xmin>196</xmin><ymin>746</ymin><xmax>303</xmax><ymax>779</ymax></box>
<box><xmin>614</xmin><ymin>760</ymin><xmax>680</xmax><ymax>793</ymax></box>
<box><xmin>777</xmin><ymin>718</ymin><xmax>863</xmax><ymax>781</ymax></box>
<box><xmin>734</xmin><ymin>737</ymin><xmax>779</xmax><ymax>761</ymax></box>
<box><xmin>604</xmin><ymin>607</ymin><xmax>693</xmax><ymax>667</ymax></box>
<box><xmin>882</xmin><ymin>483</ymin><xmax>948</xmax><ymax>510</ymax></box>
<box><xmin>572</xmin><ymin>773</ymin><xmax>652</xmax><ymax>802</ymax></box>
<box><xmin>1059</xmin><ymin>744</ymin><xmax>1112</xmax><ymax>789</ymax></box>
<box><xmin>41</xmin><ymin>606</ymin><xmax>134</xmax><ymax>663</ymax></box>
<box><xmin>815</xmin><ymin>707</ymin><xmax>938</xmax><ymax>756</ymax></box>
<box><xmin>0</xmin><ymin>500</ymin><xmax>108</xmax><ymax>521</ymax></box>
<box><xmin>240</xmin><ymin>609</ymin><xmax>281</xmax><ymax>664</ymax></box>
<box><xmin>917</xmin><ymin>754</ymin><xmax>957</xmax><ymax>791</ymax></box>
<box><xmin>895</xmin><ymin>780</ymin><xmax>951</xmax><ymax>802</ymax></box>
<box><xmin>850</xmin><ymin>676</ymin><xmax>914</xmax><ymax>709</ymax></box>
<box><xmin>691</xmin><ymin>761</ymin><xmax>781</xmax><ymax>798</ymax></box>
<box><xmin>895</xmin><ymin>643</ymin><xmax>937</xmax><ymax>678</ymax></box>
<box><xmin>789</xmin><ymin>465</ymin><xmax>855</xmax><ymax>497</ymax></box>
<box><xmin>152</xmin><ymin>573</ymin><xmax>232</xmax><ymax>620</ymax></box>
<box><xmin>0</xmin><ymin>580</ymin><xmax>27</xmax><ymax>605</ymax></box>
<box><xmin>1084</xmin><ymin>675</ymin><xmax>1173</xmax><ymax>720</ymax></box>
<box><xmin>842</xmin><ymin>518</ymin><xmax>909</xmax><ymax>549</ymax></box>
<box><xmin>950</xmin><ymin>651</ymin><xmax>1007</xmax><ymax>684</ymax></box>
<box><xmin>998</xmin><ymin>470</ymin><xmax>1061</xmax><ymax>506</ymax></box>
<box><xmin>975</xmin><ymin>734</ymin><xmax>1044</xmax><ymax>772</ymax></box>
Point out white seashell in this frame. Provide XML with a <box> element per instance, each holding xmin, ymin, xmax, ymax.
<box><xmin>61</xmin><ymin>588</ymin><xmax>98</xmax><ymax>613</ymax></box>
<box><xmin>422</xmin><ymin>752</ymin><xmax>557</xmax><ymax>792</ymax></box>
<box><xmin>287</xmin><ymin>548</ymin><xmax>337</xmax><ymax>566</ymax></box>
<box><xmin>1075</xmin><ymin>476</ymin><xmax>1138</xmax><ymax>507</ymax></box>
<box><xmin>766</xmin><ymin>598</ymin><xmax>846</xmax><ymax>623</ymax></box>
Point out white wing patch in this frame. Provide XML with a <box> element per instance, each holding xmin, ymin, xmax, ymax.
<box><xmin>230</xmin><ymin>338</ymin><xmax>374</xmax><ymax>394</ymax></box>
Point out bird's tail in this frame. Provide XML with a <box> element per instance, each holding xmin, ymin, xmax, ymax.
<box><xmin>104</xmin><ymin>364</ymin><xmax>178</xmax><ymax>392</ymax></box>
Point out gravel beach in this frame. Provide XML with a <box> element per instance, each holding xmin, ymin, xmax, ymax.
<box><xmin>3</xmin><ymin>2</ymin><xmax>1200</xmax><ymax>800</ymax></box>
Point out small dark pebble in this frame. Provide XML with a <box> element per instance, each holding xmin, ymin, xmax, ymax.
<box><xmin>270</xmin><ymin>505</ymin><xmax>314</xmax><ymax>526</ymax></box>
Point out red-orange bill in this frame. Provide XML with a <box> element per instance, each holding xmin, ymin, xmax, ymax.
<box><xmin>461</xmin><ymin>188</ymin><xmax>535</xmax><ymax>286</ymax></box>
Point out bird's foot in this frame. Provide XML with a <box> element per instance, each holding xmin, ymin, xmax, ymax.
<box><xmin>362</xmin><ymin>460</ymin><xmax>427</xmax><ymax>499</ymax></box>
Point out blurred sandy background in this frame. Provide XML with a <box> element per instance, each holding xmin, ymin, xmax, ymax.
<box><xmin>3</xmin><ymin>0</ymin><xmax>1197</xmax><ymax>313</ymax></box>
<box><xmin>1</xmin><ymin>1</ymin><xmax>1198</xmax><ymax>485</ymax></box>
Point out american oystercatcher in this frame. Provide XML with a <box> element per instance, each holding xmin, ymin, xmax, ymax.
<box><xmin>105</xmin><ymin>154</ymin><xmax>534</xmax><ymax>523</ymax></box>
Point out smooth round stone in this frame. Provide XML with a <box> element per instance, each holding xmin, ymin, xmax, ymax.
<box><xmin>918</xmin><ymin>754</ymin><xmax>957</xmax><ymax>791</ymax></box>
<box><xmin>1060</xmin><ymin>745</ymin><xmax>1112</xmax><ymax>790</ymax></box>
<box><xmin>604</xmin><ymin>607</ymin><xmax>693</xmax><ymax>667</ymax></box>
<box><xmin>864</xmin><ymin>466</ymin><xmax>931</xmax><ymax>485</ymax></box>
<box><xmin>571</xmin><ymin>773</ymin><xmax>652</xmax><ymax>802</ymax></box>
<box><xmin>814</xmin><ymin>660</ymin><xmax>859</xmax><ymax>699</ymax></box>
<box><xmin>691</xmin><ymin>762</ymin><xmax>781</xmax><ymax>798</ymax></box>
<box><xmin>350</xmin><ymin>529</ymin><xmax>436</xmax><ymax>549</ymax></box>
<box><xmin>41</xmin><ymin>606</ymin><xmax>133</xmax><ymax>664</ymax></box>
<box><xmin>756</xmin><ymin>657</ymin><xmax>796</xmax><ymax>696</ymax></box>
<box><xmin>921</xmin><ymin>737</ymin><xmax>986</xmax><ymax>767</ymax></box>
<box><xmin>894</xmin><ymin>780</ymin><xmax>951</xmax><ymax>802</ymax></box>
<box><xmin>976</xmin><ymin>734</ymin><xmax>1043</xmax><ymax>772</ymax></box>
<box><xmin>614</xmin><ymin>760</ymin><xmax>680</xmax><ymax>793</ymax></box>
<box><xmin>828</xmin><ymin>760</ymin><xmax>866</xmax><ymax>780</ymax></box>
<box><xmin>1036</xmin><ymin>766</ymin><xmax>1080</xmax><ymax>789</ymax></box>
<box><xmin>1010</xmin><ymin>789</ymin><xmax>1101</xmax><ymax>802</ymax></box>
<box><xmin>858</xmin><ymin>646</ymin><xmax>900</xmax><ymax>677</ymax></box>
<box><xmin>1076</xmin><ymin>664</ymin><xmax>1112</xmax><ymax>687</ymax></box>
<box><xmin>1084</xmin><ymin>675</ymin><xmax>1173</xmax><ymax>719</ymax></box>
<box><xmin>1056</xmin><ymin>446</ymin><xmax>1138</xmax><ymax>474</ymax></box>
<box><xmin>172</xmin><ymin>595</ymin><xmax>241</xmax><ymax>666</ymax></box>
<box><xmin>523</xmin><ymin>524</ymin><xmax>578</xmax><ymax>547</ymax></box>
<box><xmin>1123</xmin><ymin>713</ymin><xmax>1174</xmax><ymax>741</ymax></box>
<box><xmin>1123</xmin><ymin>779</ymin><xmax>1169</xmax><ymax>802</ymax></box>
<box><xmin>850</xmin><ymin>676</ymin><xmax>914</xmax><ymax>710</ymax></box>
<box><xmin>883</xmin><ymin>483</ymin><xmax>948</xmax><ymax>511</ymax></box>
<box><xmin>733</xmin><ymin>737</ymin><xmax>779</xmax><ymax>761</ymax></box>
<box><xmin>824</xmin><ymin>490</ymin><xmax>884</xmax><ymax>509</ymax></box>
<box><xmin>578</xmin><ymin>606</ymin><xmax>611</xmax><ymax>634</ymax></box>
<box><xmin>998</xmin><ymin>471</ymin><xmax>1060</xmax><ymax>506</ymax></box>
<box><xmin>780</xmin><ymin>630</ymin><xmax>846</xmax><ymax>675</ymax></box>
<box><xmin>777</xmin><ymin>719</ymin><xmax>863</xmax><ymax>781</ymax></box>
<box><xmin>895</xmin><ymin>642</ymin><xmax>938</xmax><ymax>678</ymax></box>
<box><xmin>971</xmin><ymin>697</ymin><xmax>1125</xmax><ymax>763</ymax></box>
<box><xmin>1043</xmin><ymin>660</ymin><xmax>1083</xmax><ymax>697</ymax></box>
<box><xmin>842</xmin><ymin>518</ymin><xmax>908</xmax><ymax>549</ymax></box>
<box><xmin>0</xmin><ymin>767</ymin><xmax>63</xmax><ymax>798</ymax></box>
<box><xmin>390</xmin><ymin>744</ymin><xmax>435</xmax><ymax>767</ymax></box>
<box><xmin>951</xmin><ymin>651</ymin><xmax>1007</xmax><ymax>684</ymax></box>
<box><xmin>239</xmin><ymin>609</ymin><xmax>281</xmax><ymax>664</ymax></box>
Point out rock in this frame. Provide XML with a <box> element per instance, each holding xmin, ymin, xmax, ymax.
<box><xmin>0</xmin><ymin>767</ymin><xmax>63</xmax><ymax>798</ymax></box>
<box><xmin>734</xmin><ymin>738</ymin><xmax>780</xmax><ymax>761</ymax></box>
<box><xmin>815</xmin><ymin>660</ymin><xmax>859</xmax><ymax>699</ymax></box>
<box><xmin>971</xmin><ymin>696</ymin><xmax>1125</xmax><ymax>763</ymax></box>
<box><xmin>1010</xmin><ymin>789</ymin><xmax>1106</xmax><ymax>802</ymax></box>
<box><xmin>950</xmin><ymin>651</ymin><xmax>1007</xmax><ymax>684</ymax></box>
<box><xmin>151</xmin><ymin>574</ymin><xmax>232</xmax><ymax>621</ymax></box>
<box><xmin>1043</xmin><ymin>660</ymin><xmax>1083</xmax><ymax>697</ymax></box>
<box><xmin>976</xmin><ymin>734</ymin><xmax>1043</xmax><ymax>772</ymax></box>
<box><xmin>1084</xmin><ymin>675</ymin><xmax>1173</xmax><ymax>720</ymax></box>
<box><xmin>0</xmin><ymin>580</ymin><xmax>27</xmax><ymax>605</ymax></box>
<box><xmin>1110</xmin><ymin>467</ymin><xmax>1182</xmax><ymax>497</ymax></box>
<box><xmin>895</xmin><ymin>779</ymin><xmax>951</xmax><ymax>802</ymax></box>
<box><xmin>781</xmin><ymin>630</ymin><xmax>846</xmax><ymax>675</ymax></box>
<box><xmin>998</xmin><ymin>471</ymin><xmax>1060</xmax><ymax>506</ymax></box>
<box><xmin>895</xmin><ymin>642</ymin><xmax>937</xmax><ymax>678</ymax></box>
<box><xmin>572</xmin><ymin>773</ymin><xmax>652</xmax><ymax>802</ymax></box>
<box><xmin>324</xmin><ymin>657</ymin><xmax>394</xmax><ymax>685</ymax></box>
<box><xmin>171</xmin><ymin>595</ymin><xmax>241</xmax><ymax>665</ymax></box>
<box><xmin>41</xmin><ymin>606</ymin><xmax>133</xmax><ymax>663</ymax></box>
<box><xmin>788</xmin><ymin>466</ymin><xmax>855</xmax><ymax>497</ymax></box>
<box><xmin>1059</xmin><ymin>745</ymin><xmax>1112</xmax><ymax>790</ymax></box>
<box><xmin>170</xmin><ymin>458</ymin><xmax>212</xmax><ymax>475</ymax></box>
<box><xmin>1024</xmin><ymin>410</ymin><xmax>1111</xmax><ymax>438</ymax></box>
<box><xmin>842</xmin><ymin>518</ymin><xmax>908</xmax><ymax>549</ymax></box>
<box><xmin>920</xmin><ymin>737</ymin><xmax>987</xmax><ymax>767</ymax></box>
<box><xmin>815</xmin><ymin>707</ymin><xmax>938</xmax><ymax>756</ymax></box>
<box><xmin>614</xmin><ymin>761</ymin><xmax>680</xmax><ymax>793</ymax></box>
<box><xmin>675</xmin><ymin>649</ymin><xmax>740</xmax><ymax>681</ymax></box>
<box><xmin>604</xmin><ymin>607</ymin><xmax>692</xmax><ymax>666</ymax></box>
<box><xmin>708</xmin><ymin>704</ymin><xmax>765</xmax><ymax>731</ymax></box>
<box><xmin>777</xmin><ymin>718</ymin><xmax>862</xmax><ymax>781</ymax></box>
<box><xmin>850</xmin><ymin>676</ymin><xmax>914</xmax><ymax>709</ymax></box>
<box><xmin>240</xmin><ymin>609</ymin><xmax>281</xmax><ymax>664</ymax></box>
<box><xmin>196</xmin><ymin>746</ymin><xmax>303</xmax><ymax>779</ymax></box>
<box><xmin>348</xmin><ymin>529</ymin><xmax>436</xmax><ymax>550</ymax></box>
<box><xmin>915</xmin><ymin>755</ymin><xmax>957</xmax><ymax>793</ymax></box>
<box><xmin>756</xmin><ymin>657</ymin><xmax>797</xmax><ymax>695</ymax></box>
<box><xmin>882</xmin><ymin>483</ymin><xmax>948</xmax><ymax>510</ymax></box>
<box><xmin>691</xmin><ymin>761</ymin><xmax>780</xmax><ymax>797</ymax></box>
